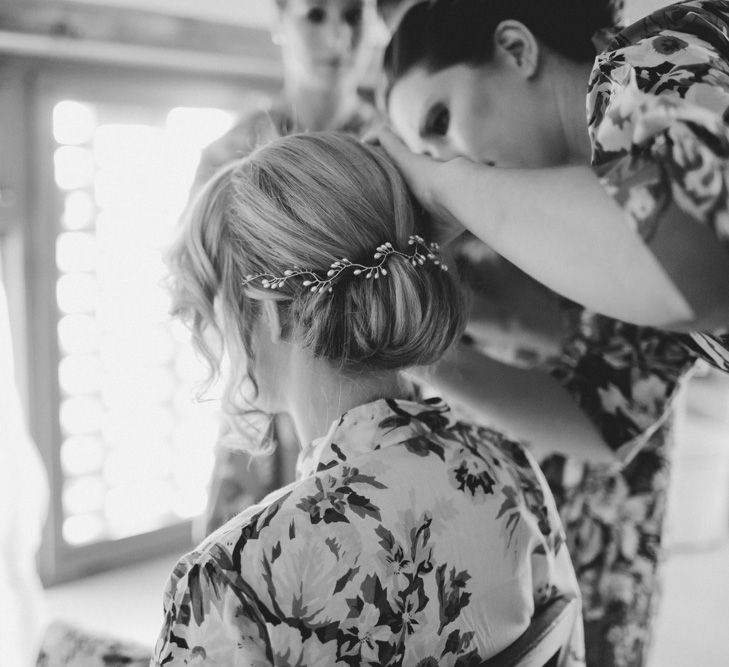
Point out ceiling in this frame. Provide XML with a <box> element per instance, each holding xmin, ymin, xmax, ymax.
<box><xmin>70</xmin><ymin>0</ymin><xmax>277</xmax><ymax>28</ymax></box>
<box><xmin>68</xmin><ymin>0</ymin><xmax>671</xmax><ymax>30</ymax></box>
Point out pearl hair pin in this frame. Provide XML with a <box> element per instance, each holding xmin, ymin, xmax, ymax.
<box><xmin>242</xmin><ymin>235</ymin><xmax>447</xmax><ymax>294</ymax></box>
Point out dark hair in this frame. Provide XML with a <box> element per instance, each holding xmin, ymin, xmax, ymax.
<box><xmin>383</xmin><ymin>0</ymin><xmax>619</xmax><ymax>98</ymax></box>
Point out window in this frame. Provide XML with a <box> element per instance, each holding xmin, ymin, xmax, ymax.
<box><xmin>53</xmin><ymin>100</ymin><xmax>233</xmax><ymax>547</ymax></box>
<box><xmin>0</xmin><ymin>60</ymin><xmax>277</xmax><ymax>584</ymax></box>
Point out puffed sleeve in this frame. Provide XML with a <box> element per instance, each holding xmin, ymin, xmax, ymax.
<box><xmin>589</xmin><ymin>26</ymin><xmax>729</xmax><ymax>246</ymax></box>
<box><xmin>151</xmin><ymin>550</ymin><xmax>273</xmax><ymax>667</ymax></box>
<box><xmin>588</xmin><ymin>14</ymin><xmax>729</xmax><ymax>370</ymax></box>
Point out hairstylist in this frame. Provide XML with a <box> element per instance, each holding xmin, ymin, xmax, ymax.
<box><xmin>375</xmin><ymin>2</ymin><xmax>725</xmax><ymax>665</ymax></box>
<box><xmin>380</xmin><ymin>0</ymin><xmax>729</xmax><ymax>368</ymax></box>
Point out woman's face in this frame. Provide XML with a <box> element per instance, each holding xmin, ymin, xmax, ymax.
<box><xmin>276</xmin><ymin>0</ymin><xmax>377</xmax><ymax>90</ymax></box>
<box><xmin>388</xmin><ymin>62</ymin><xmax>568</xmax><ymax>168</ymax></box>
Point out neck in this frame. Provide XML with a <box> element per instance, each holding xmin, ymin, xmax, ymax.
<box><xmin>283</xmin><ymin>79</ymin><xmax>361</xmax><ymax>132</ymax></box>
<box><xmin>550</xmin><ymin>57</ymin><xmax>593</xmax><ymax>164</ymax></box>
<box><xmin>283</xmin><ymin>354</ymin><xmax>409</xmax><ymax>447</ymax></box>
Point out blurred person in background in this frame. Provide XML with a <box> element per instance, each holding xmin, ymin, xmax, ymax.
<box><xmin>194</xmin><ymin>0</ymin><xmax>382</xmax><ymax>187</ymax></box>
<box><xmin>193</xmin><ymin>0</ymin><xmax>384</xmax><ymax>538</ymax></box>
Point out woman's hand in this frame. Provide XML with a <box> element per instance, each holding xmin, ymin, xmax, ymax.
<box><xmin>365</xmin><ymin>125</ymin><xmax>467</xmax><ymax>245</ymax></box>
<box><xmin>410</xmin><ymin>343</ymin><xmax>619</xmax><ymax>466</ymax></box>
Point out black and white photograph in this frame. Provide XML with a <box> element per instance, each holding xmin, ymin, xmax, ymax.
<box><xmin>1</xmin><ymin>1</ymin><xmax>728</xmax><ymax>666</ymax></box>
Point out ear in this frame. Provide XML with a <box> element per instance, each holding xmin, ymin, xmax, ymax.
<box><xmin>492</xmin><ymin>20</ymin><xmax>540</xmax><ymax>79</ymax></box>
<box><xmin>260</xmin><ymin>299</ymin><xmax>283</xmax><ymax>344</ymax></box>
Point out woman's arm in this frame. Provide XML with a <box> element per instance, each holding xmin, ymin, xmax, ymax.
<box><xmin>416</xmin><ymin>344</ymin><xmax>618</xmax><ymax>465</ymax></box>
<box><xmin>377</xmin><ymin>128</ymin><xmax>723</xmax><ymax>330</ymax></box>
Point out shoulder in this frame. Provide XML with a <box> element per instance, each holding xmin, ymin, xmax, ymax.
<box><xmin>591</xmin><ymin>0</ymin><xmax>729</xmax><ymax>98</ymax></box>
<box><xmin>587</xmin><ymin>2</ymin><xmax>729</xmax><ymax>161</ymax></box>
<box><xmin>227</xmin><ymin>103</ymin><xmax>290</xmax><ymax>145</ymax></box>
<box><xmin>614</xmin><ymin>1</ymin><xmax>729</xmax><ymax>50</ymax></box>
<box><xmin>180</xmin><ymin>469</ymin><xmax>372</xmax><ymax>582</ymax></box>
<box><xmin>192</xmin><ymin>100</ymin><xmax>289</xmax><ymax>188</ymax></box>
<box><xmin>207</xmin><ymin>104</ymin><xmax>288</xmax><ymax>158</ymax></box>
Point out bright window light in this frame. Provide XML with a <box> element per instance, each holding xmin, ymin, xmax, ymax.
<box><xmin>170</xmin><ymin>445</ymin><xmax>215</xmax><ymax>491</ymax></box>
<box><xmin>54</xmin><ymin>146</ymin><xmax>95</xmax><ymax>190</ymax></box>
<box><xmin>61</xmin><ymin>436</ymin><xmax>106</xmax><ymax>477</ymax></box>
<box><xmin>105</xmin><ymin>482</ymin><xmax>174</xmax><ymax>539</ymax></box>
<box><xmin>59</xmin><ymin>396</ymin><xmax>103</xmax><ymax>436</ymax></box>
<box><xmin>53</xmin><ymin>100</ymin><xmax>97</xmax><ymax>145</ymax></box>
<box><xmin>93</xmin><ymin>123</ymin><xmax>160</xmax><ymax>170</ymax></box>
<box><xmin>63</xmin><ymin>514</ymin><xmax>105</xmax><ymax>546</ymax></box>
<box><xmin>58</xmin><ymin>314</ymin><xmax>100</xmax><ymax>355</ymax></box>
<box><xmin>52</xmin><ymin>101</ymin><xmax>233</xmax><ymax>547</ymax></box>
<box><xmin>56</xmin><ymin>273</ymin><xmax>98</xmax><ymax>314</ymax></box>
<box><xmin>61</xmin><ymin>191</ymin><xmax>95</xmax><ymax>230</ymax></box>
<box><xmin>103</xmin><ymin>444</ymin><xmax>171</xmax><ymax>487</ymax></box>
<box><xmin>63</xmin><ymin>476</ymin><xmax>107</xmax><ymax>516</ymax></box>
<box><xmin>166</xmin><ymin>107</ymin><xmax>236</xmax><ymax>150</ymax></box>
<box><xmin>58</xmin><ymin>354</ymin><xmax>102</xmax><ymax>395</ymax></box>
<box><xmin>173</xmin><ymin>487</ymin><xmax>208</xmax><ymax>520</ymax></box>
<box><xmin>99</xmin><ymin>406</ymin><xmax>174</xmax><ymax>456</ymax></box>
<box><xmin>56</xmin><ymin>232</ymin><xmax>96</xmax><ymax>274</ymax></box>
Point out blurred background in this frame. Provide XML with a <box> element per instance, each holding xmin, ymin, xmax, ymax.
<box><xmin>0</xmin><ymin>1</ymin><xmax>726</xmax><ymax>665</ymax></box>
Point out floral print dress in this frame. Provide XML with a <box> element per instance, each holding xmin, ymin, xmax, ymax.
<box><xmin>534</xmin><ymin>3</ymin><xmax>729</xmax><ymax>665</ymax></box>
<box><xmin>457</xmin><ymin>253</ymin><xmax>694</xmax><ymax>667</ymax></box>
<box><xmin>152</xmin><ymin>398</ymin><xmax>584</xmax><ymax>666</ymax></box>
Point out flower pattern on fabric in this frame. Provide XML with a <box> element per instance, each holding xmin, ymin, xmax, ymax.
<box><xmin>541</xmin><ymin>417</ymin><xmax>675</xmax><ymax>667</ymax></box>
<box><xmin>152</xmin><ymin>398</ymin><xmax>584</xmax><ymax>666</ymax></box>
<box><xmin>587</xmin><ymin>0</ymin><xmax>729</xmax><ymax>372</ymax></box>
<box><xmin>547</xmin><ymin>304</ymin><xmax>695</xmax><ymax>456</ymax></box>
<box><xmin>541</xmin><ymin>300</ymin><xmax>693</xmax><ymax>667</ymax></box>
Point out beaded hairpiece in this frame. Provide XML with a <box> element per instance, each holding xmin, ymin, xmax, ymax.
<box><xmin>242</xmin><ymin>235</ymin><xmax>447</xmax><ymax>294</ymax></box>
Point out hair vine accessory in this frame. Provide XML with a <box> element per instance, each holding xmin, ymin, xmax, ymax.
<box><xmin>242</xmin><ymin>235</ymin><xmax>447</xmax><ymax>294</ymax></box>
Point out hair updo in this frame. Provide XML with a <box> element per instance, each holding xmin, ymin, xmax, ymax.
<box><xmin>168</xmin><ymin>131</ymin><xmax>466</xmax><ymax>418</ymax></box>
<box><xmin>383</xmin><ymin>0</ymin><xmax>620</xmax><ymax>96</ymax></box>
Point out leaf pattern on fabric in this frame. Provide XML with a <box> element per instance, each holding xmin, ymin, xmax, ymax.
<box><xmin>152</xmin><ymin>398</ymin><xmax>583</xmax><ymax>666</ymax></box>
<box><xmin>587</xmin><ymin>0</ymin><xmax>729</xmax><ymax>372</ymax></box>
<box><xmin>542</xmin><ymin>417</ymin><xmax>675</xmax><ymax>667</ymax></box>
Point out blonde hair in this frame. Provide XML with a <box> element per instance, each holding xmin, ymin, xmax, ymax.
<box><xmin>168</xmin><ymin>132</ymin><xmax>465</xmax><ymax>434</ymax></box>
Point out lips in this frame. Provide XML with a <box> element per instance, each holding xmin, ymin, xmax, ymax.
<box><xmin>320</xmin><ymin>58</ymin><xmax>352</xmax><ymax>70</ymax></box>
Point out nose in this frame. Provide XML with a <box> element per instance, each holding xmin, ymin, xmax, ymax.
<box><xmin>323</xmin><ymin>17</ymin><xmax>354</xmax><ymax>54</ymax></box>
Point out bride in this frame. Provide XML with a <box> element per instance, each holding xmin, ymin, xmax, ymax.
<box><xmin>153</xmin><ymin>132</ymin><xmax>583</xmax><ymax>666</ymax></box>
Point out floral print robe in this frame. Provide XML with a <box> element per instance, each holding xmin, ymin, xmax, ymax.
<box><xmin>152</xmin><ymin>398</ymin><xmax>584</xmax><ymax>666</ymax></box>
